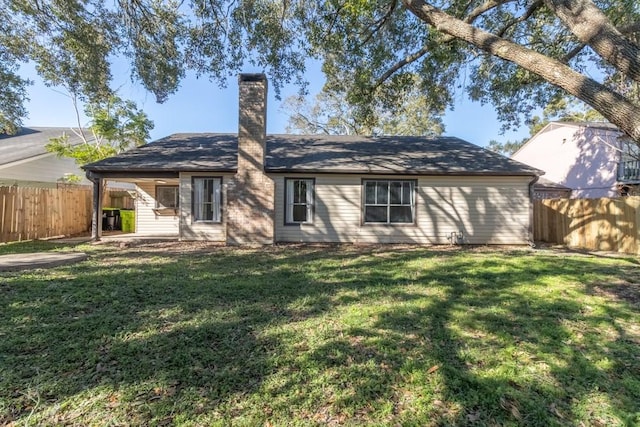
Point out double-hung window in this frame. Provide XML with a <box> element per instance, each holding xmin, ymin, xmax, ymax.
<box><xmin>364</xmin><ymin>180</ymin><xmax>415</xmax><ymax>224</ymax></box>
<box><xmin>192</xmin><ymin>177</ymin><xmax>221</xmax><ymax>222</ymax></box>
<box><xmin>285</xmin><ymin>178</ymin><xmax>314</xmax><ymax>224</ymax></box>
<box><xmin>156</xmin><ymin>185</ymin><xmax>179</xmax><ymax>209</ymax></box>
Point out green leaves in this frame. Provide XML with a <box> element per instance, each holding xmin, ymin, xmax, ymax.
<box><xmin>88</xmin><ymin>96</ymin><xmax>153</xmax><ymax>151</ymax></box>
<box><xmin>118</xmin><ymin>0</ymin><xmax>186</xmax><ymax>103</ymax></box>
<box><xmin>0</xmin><ymin>64</ymin><xmax>29</xmax><ymax>135</ymax></box>
<box><xmin>0</xmin><ymin>6</ymin><xmax>30</xmax><ymax>134</ymax></box>
<box><xmin>17</xmin><ymin>0</ymin><xmax>116</xmax><ymax>103</ymax></box>
<box><xmin>2</xmin><ymin>0</ymin><xmax>640</xmax><ymax>141</ymax></box>
<box><xmin>46</xmin><ymin>95</ymin><xmax>153</xmax><ymax>167</ymax></box>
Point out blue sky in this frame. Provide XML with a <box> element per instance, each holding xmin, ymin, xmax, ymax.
<box><xmin>21</xmin><ymin>61</ymin><xmax>530</xmax><ymax>147</ymax></box>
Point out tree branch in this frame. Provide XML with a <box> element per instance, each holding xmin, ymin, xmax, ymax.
<box><xmin>320</xmin><ymin>2</ymin><xmax>347</xmax><ymax>45</ymax></box>
<box><xmin>542</xmin><ymin>0</ymin><xmax>640</xmax><ymax>83</ymax></box>
<box><xmin>402</xmin><ymin>0</ymin><xmax>640</xmax><ymax>141</ymax></box>
<box><xmin>556</xmin><ymin>22</ymin><xmax>640</xmax><ymax>72</ymax></box>
<box><xmin>464</xmin><ymin>0</ymin><xmax>508</xmax><ymax>23</ymax></box>
<box><xmin>620</xmin><ymin>22</ymin><xmax>640</xmax><ymax>35</ymax></box>
<box><xmin>70</xmin><ymin>93</ymin><xmax>91</xmax><ymax>145</ymax></box>
<box><xmin>496</xmin><ymin>0</ymin><xmax>543</xmax><ymax>38</ymax></box>
<box><xmin>360</xmin><ymin>0</ymin><xmax>398</xmax><ymax>46</ymax></box>
<box><xmin>560</xmin><ymin>43</ymin><xmax>585</xmax><ymax>63</ymax></box>
<box><xmin>374</xmin><ymin>45</ymin><xmax>430</xmax><ymax>89</ymax></box>
<box><xmin>373</xmin><ymin>0</ymin><xmax>510</xmax><ymax>88</ymax></box>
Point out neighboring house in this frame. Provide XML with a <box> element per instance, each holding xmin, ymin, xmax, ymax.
<box><xmin>0</xmin><ymin>127</ymin><xmax>93</xmax><ymax>187</ymax></box>
<box><xmin>532</xmin><ymin>177</ymin><xmax>572</xmax><ymax>200</ymax></box>
<box><xmin>84</xmin><ymin>74</ymin><xmax>542</xmax><ymax>245</ymax></box>
<box><xmin>512</xmin><ymin>121</ymin><xmax>640</xmax><ymax>198</ymax></box>
<box><xmin>0</xmin><ymin>127</ymin><xmax>134</xmax><ymax>202</ymax></box>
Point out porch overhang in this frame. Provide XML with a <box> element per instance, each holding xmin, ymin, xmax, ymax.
<box><xmin>86</xmin><ymin>170</ymin><xmax>180</xmax><ymax>180</ymax></box>
<box><xmin>84</xmin><ymin>170</ymin><xmax>183</xmax><ymax>242</ymax></box>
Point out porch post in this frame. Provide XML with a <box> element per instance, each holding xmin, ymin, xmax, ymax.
<box><xmin>89</xmin><ymin>172</ymin><xmax>103</xmax><ymax>241</ymax></box>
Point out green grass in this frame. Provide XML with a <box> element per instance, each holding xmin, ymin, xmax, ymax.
<box><xmin>1</xmin><ymin>242</ymin><xmax>639</xmax><ymax>426</ymax></box>
<box><xmin>0</xmin><ymin>239</ymin><xmax>83</xmax><ymax>255</ymax></box>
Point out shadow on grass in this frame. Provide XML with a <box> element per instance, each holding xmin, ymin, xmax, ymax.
<box><xmin>0</xmin><ymin>239</ymin><xmax>86</xmax><ymax>255</ymax></box>
<box><xmin>1</xmin><ymin>244</ymin><xmax>638</xmax><ymax>425</ymax></box>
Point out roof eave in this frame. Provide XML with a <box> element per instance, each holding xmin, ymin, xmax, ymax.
<box><xmin>265</xmin><ymin>167</ymin><xmax>541</xmax><ymax>176</ymax></box>
<box><xmin>85</xmin><ymin>168</ymin><xmax>237</xmax><ymax>178</ymax></box>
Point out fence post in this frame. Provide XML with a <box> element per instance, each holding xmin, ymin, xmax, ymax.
<box><xmin>635</xmin><ymin>197</ymin><xmax>640</xmax><ymax>255</ymax></box>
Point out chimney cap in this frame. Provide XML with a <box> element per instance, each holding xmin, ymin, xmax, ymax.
<box><xmin>239</xmin><ymin>73</ymin><xmax>267</xmax><ymax>82</ymax></box>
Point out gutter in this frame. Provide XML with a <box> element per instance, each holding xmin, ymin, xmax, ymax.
<box><xmin>528</xmin><ymin>175</ymin><xmax>541</xmax><ymax>247</ymax></box>
<box><xmin>264</xmin><ymin>168</ymin><xmax>541</xmax><ymax>176</ymax></box>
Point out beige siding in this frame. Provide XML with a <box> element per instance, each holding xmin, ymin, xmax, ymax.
<box><xmin>0</xmin><ymin>154</ymin><xmax>91</xmax><ymax>185</ymax></box>
<box><xmin>273</xmin><ymin>174</ymin><xmax>532</xmax><ymax>244</ymax></box>
<box><xmin>135</xmin><ymin>182</ymin><xmax>179</xmax><ymax>236</ymax></box>
<box><xmin>178</xmin><ymin>172</ymin><xmax>230</xmax><ymax>241</ymax></box>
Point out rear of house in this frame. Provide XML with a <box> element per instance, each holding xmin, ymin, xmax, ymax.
<box><xmin>84</xmin><ymin>74</ymin><xmax>541</xmax><ymax>245</ymax></box>
<box><xmin>272</xmin><ymin>174</ymin><xmax>532</xmax><ymax>244</ymax></box>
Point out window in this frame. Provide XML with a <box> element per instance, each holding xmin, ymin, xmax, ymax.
<box><xmin>363</xmin><ymin>180</ymin><xmax>415</xmax><ymax>224</ymax></box>
<box><xmin>192</xmin><ymin>177</ymin><xmax>221</xmax><ymax>222</ymax></box>
<box><xmin>285</xmin><ymin>178</ymin><xmax>314</xmax><ymax>224</ymax></box>
<box><xmin>156</xmin><ymin>185</ymin><xmax>179</xmax><ymax>209</ymax></box>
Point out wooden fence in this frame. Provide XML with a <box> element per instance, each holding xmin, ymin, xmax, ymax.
<box><xmin>534</xmin><ymin>197</ymin><xmax>640</xmax><ymax>254</ymax></box>
<box><xmin>0</xmin><ymin>185</ymin><xmax>133</xmax><ymax>243</ymax></box>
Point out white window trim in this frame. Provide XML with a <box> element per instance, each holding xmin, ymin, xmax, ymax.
<box><xmin>285</xmin><ymin>178</ymin><xmax>314</xmax><ymax>224</ymax></box>
<box><xmin>363</xmin><ymin>179</ymin><xmax>416</xmax><ymax>224</ymax></box>
<box><xmin>192</xmin><ymin>177</ymin><xmax>222</xmax><ymax>223</ymax></box>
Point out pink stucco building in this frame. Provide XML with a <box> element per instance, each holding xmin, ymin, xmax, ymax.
<box><xmin>512</xmin><ymin>122</ymin><xmax>640</xmax><ymax>198</ymax></box>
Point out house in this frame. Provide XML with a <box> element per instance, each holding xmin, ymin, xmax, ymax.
<box><xmin>512</xmin><ymin>121</ymin><xmax>640</xmax><ymax>198</ymax></box>
<box><xmin>83</xmin><ymin>74</ymin><xmax>542</xmax><ymax>245</ymax></box>
<box><xmin>531</xmin><ymin>177</ymin><xmax>572</xmax><ymax>200</ymax></box>
<box><xmin>0</xmin><ymin>127</ymin><xmax>93</xmax><ymax>187</ymax></box>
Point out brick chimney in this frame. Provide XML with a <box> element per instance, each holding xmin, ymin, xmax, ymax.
<box><xmin>226</xmin><ymin>73</ymin><xmax>274</xmax><ymax>245</ymax></box>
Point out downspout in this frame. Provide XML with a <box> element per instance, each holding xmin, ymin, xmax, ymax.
<box><xmin>528</xmin><ymin>175</ymin><xmax>540</xmax><ymax>247</ymax></box>
<box><xmin>86</xmin><ymin>170</ymin><xmax>103</xmax><ymax>241</ymax></box>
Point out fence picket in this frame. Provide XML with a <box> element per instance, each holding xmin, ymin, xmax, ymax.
<box><xmin>534</xmin><ymin>197</ymin><xmax>640</xmax><ymax>254</ymax></box>
<box><xmin>0</xmin><ymin>185</ymin><xmax>133</xmax><ymax>243</ymax></box>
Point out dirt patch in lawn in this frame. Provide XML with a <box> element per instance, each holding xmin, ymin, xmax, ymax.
<box><xmin>588</xmin><ymin>280</ymin><xmax>640</xmax><ymax>306</ymax></box>
<box><xmin>103</xmin><ymin>240</ymin><xmax>227</xmax><ymax>254</ymax></box>
<box><xmin>100</xmin><ymin>240</ymin><xmax>537</xmax><ymax>255</ymax></box>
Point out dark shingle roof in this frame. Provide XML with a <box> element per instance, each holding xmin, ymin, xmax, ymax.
<box><xmin>534</xmin><ymin>177</ymin><xmax>571</xmax><ymax>190</ymax></box>
<box><xmin>0</xmin><ymin>127</ymin><xmax>90</xmax><ymax>166</ymax></box>
<box><xmin>267</xmin><ymin>135</ymin><xmax>541</xmax><ymax>175</ymax></box>
<box><xmin>84</xmin><ymin>133</ymin><xmax>542</xmax><ymax>176</ymax></box>
<box><xmin>548</xmin><ymin>121</ymin><xmax>619</xmax><ymax>132</ymax></box>
<box><xmin>83</xmin><ymin>133</ymin><xmax>238</xmax><ymax>172</ymax></box>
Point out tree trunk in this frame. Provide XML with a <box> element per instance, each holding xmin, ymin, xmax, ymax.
<box><xmin>543</xmin><ymin>0</ymin><xmax>640</xmax><ymax>84</ymax></box>
<box><xmin>403</xmin><ymin>0</ymin><xmax>640</xmax><ymax>143</ymax></box>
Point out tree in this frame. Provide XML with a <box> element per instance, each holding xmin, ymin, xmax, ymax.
<box><xmin>487</xmin><ymin>139</ymin><xmax>527</xmax><ymax>157</ymax></box>
<box><xmin>46</xmin><ymin>95</ymin><xmax>153</xmax><ymax>184</ymax></box>
<box><xmin>0</xmin><ymin>63</ymin><xmax>28</xmax><ymax>135</ymax></box>
<box><xmin>0</xmin><ymin>6</ymin><xmax>30</xmax><ymax>135</ymax></box>
<box><xmin>2</xmin><ymin>0</ymin><xmax>640</xmax><ymax>145</ymax></box>
<box><xmin>283</xmin><ymin>78</ymin><xmax>444</xmax><ymax>136</ymax></box>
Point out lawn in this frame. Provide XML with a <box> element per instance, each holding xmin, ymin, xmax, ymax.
<box><xmin>1</xmin><ymin>241</ymin><xmax>639</xmax><ymax>426</ymax></box>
